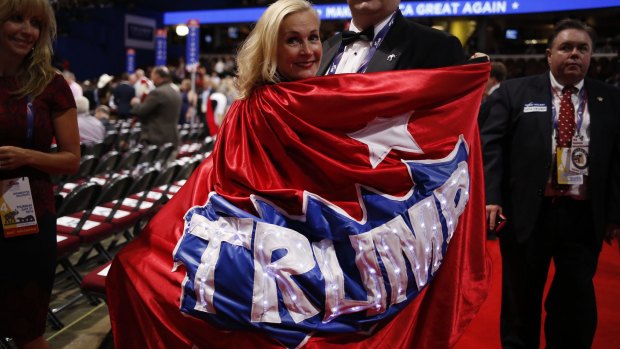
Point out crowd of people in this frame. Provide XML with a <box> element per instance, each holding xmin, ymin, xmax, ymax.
<box><xmin>1</xmin><ymin>0</ymin><xmax>619</xmax><ymax>349</ymax></box>
<box><xmin>60</xmin><ymin>54</ymin><xmax>238</xmax><ymax>144</ymax></box>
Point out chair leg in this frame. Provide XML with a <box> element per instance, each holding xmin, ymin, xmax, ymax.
<box><xmin>76</xmin><ymin>247</ymin><xmax>94</xmax><ymax>265</ymax></box>
<box><xmin>47</xmin><ymin>308</ymin><xmax>64</xmax><ymax>330</ymax></box>
<box><xmin>59</xmin><ymin>258</ymin><xmax>83</xmax><ymax>286</ymax></box>
<box><xmin>93</xmin><ymin>243</ymin><xmax>113</xmax><ymax>261</ymax></box>
<box><xmin>106</xmin><ymin>237</ymin><xmax>122</xmax><ymax>252</ymax></box>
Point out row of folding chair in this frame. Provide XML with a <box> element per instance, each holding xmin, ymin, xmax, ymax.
<box><xmin>102</xmin><ymin>121</ymin><xmax>206</xmax><ymax>154</ymax></box>
<box><xmin>50</xmin><ymin>165</ymin><xmax>177</xmax><ymax>325</ymax></box>
<box><xmin>54</xmin><ymin>158</ymin><xmax>199</xmax><ymax>269</ymax></box>
<box><xmin>78</xmin><ymin>157</ymin><xmax>202</xmax><ymax>302</ymax></box>
<box><xmin>77</xmin><ymin>126</ymin><xmax>142</xmax><ymax>160</ymax></box>
<box><xmin>55</xmin><ymin>142</ymin><xmax>176</xmax><ymax>190</ymax></box>
<box><xmin>177</xmin><ymin>135</ymin><xmax>215</xmax><ymax>159</ymax></box>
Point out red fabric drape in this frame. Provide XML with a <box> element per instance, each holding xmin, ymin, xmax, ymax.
<box><xmin>107</xmin><ymin>63</ymin><xmax>491</xmax><ymax>349</ymax></box>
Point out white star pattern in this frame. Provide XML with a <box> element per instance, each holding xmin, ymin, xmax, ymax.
<box><xmin>512</xmin><ymin>1</ymin><xmax>520</xmax><ymax>10</ymax></box>
<box><xmin>557</xmin><ymin>86</ymin><xmax>577</xmax><ymax>147</ymax></box>
<box><xmin>347</xmin><ymin>113</ymin><xmax>423</xmax><ymax>169</ymax></box>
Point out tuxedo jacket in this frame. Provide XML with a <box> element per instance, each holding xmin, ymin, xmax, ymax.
<box><xmin>131</xmin><ymin>82</ymin><xmax>182</xmax><ymax>147</ymax></box>
<box><xmin>481</xmin><ymin>73</ymin><xmax>620</xmax><ymax>247</ymax></box>
<box><xmin>317</xmin><ymin>10</ymin><xmax>465</xmax><ymax>75</ymax></box>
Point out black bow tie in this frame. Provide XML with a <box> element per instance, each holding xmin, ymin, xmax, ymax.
<box><xmin>341</xmin><ymin>26</ymin><xmax>375</xmax><ymax>46</ymax></box>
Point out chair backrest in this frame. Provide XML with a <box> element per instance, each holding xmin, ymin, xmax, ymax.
<box><xmin>56</xmin><ymin>182</ymin><xmax>102</xmax><ymax>217</ymax></box>
<box><xmin>117</xmin><ymin>129</ymin><xmax>131</xmax><ymax>151</ymax></box>
<box><xmin>66</xmin><ymin>155</ymin><xmax>97</xmax><ymax>183</ymax></box>
<box><xmin>96</xmin><ymin>174</ymin><xmax>134</xmax><ymax>205</ymax></box>
<box><xmin>103</xmin><ymin>131</ymin><xmax>118</xmax><ymax>152</ymax></box>
<box><xmin>128</xmin><ymin>128</ymin><xmax>141</xmax><ymax>147</ymax></box>
<box><xmin>199</xmin><ymin>136</ymin><xmax>215</xmax><ymax>153</ymax></box>
<box><xmin>189</xmin><ymin>129</ymin><xmax>201</xmax><ymax>141</ymax></box>
<box><xmin>151</xmin><ymin>163</ymin><xmax>181</xmax><ymax>189</ymax></box>
<box><xmin>127</xmin><ymin>168</ymin><xmax>159</xmax><ymax>196</ymax></box>
<box><xmin>115</xmin><ymin>148</ymin><xmax>142</xmax><ymax>172</ymax></box>
<box><xmin>179</xmin><ymin>129</ymin><xmax>190</xmax><ymax>143</ymax></box>
<box><xmin>92</xmin><ymin>151</ymin><xmax>120</xmax><ymax>176</ymax></box>
<box><xmin>140</xmin><ymin>145</ymin><xmax>159</xmax><ymax>165</ymax></box>
<box><xmin>54</xmin><ymin>193</ymin><xmax>64</xmax><ymax>210</ymax></box>
<box><xmin>154</xmin><ymin>142</ymin><xmax>175</xmax><ymax>165</ymax></box>
<box><xmin>174</xmin><ymin>159</ymin><xmax>200</xmax><ymax>182</ymax></box>
<box><xmin>87</xmin><ymin>142</ymin><xmax>106</xmax><ymax>158</ymax></box>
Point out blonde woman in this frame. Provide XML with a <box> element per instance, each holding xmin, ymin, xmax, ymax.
<box><xmin>235</xmin><ymin>0</ymin><xmax>322</xmax><ymax>99</ymax></box>
<box><xmin>0</xmin><ymin>0</ymin><xmax>80</xmax><ymax>348</ymax></box>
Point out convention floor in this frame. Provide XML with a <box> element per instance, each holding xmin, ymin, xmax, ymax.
<box><xmin>45</xmin><ymin>237</ymin><xmax>118</xmax><ymax>349</ymax></box>
<box><xmin>12</xmin><ymin>238</ymin><xmax>617</xmax><ymax>349</ymax></box>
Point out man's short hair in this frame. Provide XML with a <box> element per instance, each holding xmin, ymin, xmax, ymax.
<box><xmin>153</xmin><ymin>66</ymin><xmax>171</xmax><ymax>80</ymax></box>
<box><xmin>490</xmin><ymin>62</ymin><xmax>508</xmax><ymax>82</ymax></box>
<box><xmin>95</xmin><ymin>105</ymin><xmax>111</xmax><ymax>116</ymax></box>
<box><xmin>547</xmin><ymin>19</ymin><xmax>597</xmax><ymax>49</ymax></box>
<box><xmin>75</xmin><ymin>96</ymin><xmax>90</xmax><ymax>114</ymax></box>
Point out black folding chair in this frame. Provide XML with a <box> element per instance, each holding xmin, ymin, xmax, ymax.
<box><xmin>100</xmin><ymin>168</ymin><xmax>160</xmax><ymax>239</ymax></box>
<box><xmin>140</xmin><ymin>145</ymin><xmax>159</xmax><ymax>165</ymax></box>
<box><xmin>92</xmin><ymin>150</ymin><xmax>121</xmax><ymax>178</ymax></box>
<box><xmin>64</xmin><ymin>154</ymin><xmax>97</xmax><ymax>184</ymax></box>
<box><xmin>102</xmin><ymin>130</ymin><xmax>118</xmax><ymax>153</ymax></box>
<box><xmin>115</xmin><ymin>147</ymin><xmax>142</xmax><ymax>172</ymax></box>
<box><xmin>75</xmin><ymin>174</ymin><xmax>134</xmax><ymax>262</ymax></box>
<box><xmin>149</xmin><ymin>163</ymin><xmax>181</xmax><ymax>204</ymax></box>
<box><xmin>153</xmin><ymin>142</ymin><xmax>175</xmax><ymax>166</ymax></box>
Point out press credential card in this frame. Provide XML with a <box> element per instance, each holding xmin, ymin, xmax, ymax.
<box><xmin>1</xmin><ymin>177</ymin><xmax>39</xmax><ymax>238</ymax></box>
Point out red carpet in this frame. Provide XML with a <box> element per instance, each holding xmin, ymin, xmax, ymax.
<box><xmin>455</xmin><ymin>239</ymin><xmax>620</xmax><ymax>349</ymax></box>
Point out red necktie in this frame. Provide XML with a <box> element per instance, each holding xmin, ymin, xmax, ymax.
<box><xmin>557</xmin><ymin>86</ymin><xmax>578</xmax><ymax>147</ymax></box>
<box><xmin>553</xmin><ymin>85</ymin><xmax>578</xmax><ymax>190</ymax></box>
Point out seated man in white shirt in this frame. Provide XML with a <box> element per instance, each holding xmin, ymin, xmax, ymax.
<box><xmin>76</xmin><ymin>96</ymin><xmax>105</xmax><ymax>145</ymax></box>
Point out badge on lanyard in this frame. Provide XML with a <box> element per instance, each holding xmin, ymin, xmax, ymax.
<box><xmin>556</xmin><ymin>147</ymin><xmax>583</xmax><ymax>185</ymax></box>
<box><xmin>569</xmin><ymin>135</ymin><xmax>589</xmax><ymax>175</ymax></box>
<box><xmin>1</xmin><ymin>177</ymin><xmax>39</xmax><ymax>238</ymax></box>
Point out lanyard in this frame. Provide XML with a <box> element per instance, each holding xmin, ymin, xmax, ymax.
<box><xmin>26</xmin><ymin>95</ymin><xmax>35</xmax><ymax>147</ymax></box>
<box><xmin>327</xmin><ymin>12</ymin><xmax>395</xmax><ymax>75</ymax></box>
<box><xmin>551</xmin><ymin>87</ymin><xmax>587</xmax><ymax>136</ymax></box>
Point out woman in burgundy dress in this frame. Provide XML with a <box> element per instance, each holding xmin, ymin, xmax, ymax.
<box><xmin>0</xmin><ymin>1</ymin><xmax>80</xmax><ymax>348</ymax></box>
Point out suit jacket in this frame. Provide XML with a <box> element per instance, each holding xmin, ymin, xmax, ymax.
<box><xmin>318</xmin><ymin>10</ymin><xmax>465</xmax><ymax>75</ymax></box>
<box><xmin>131</xmin><ymin>82</ymin><xmax>182</xmax><ymax>147</ymax></box>
<box><xmin>480</xmin><ymin>73</ymin><xmax>620</xmax><ymax>247</ymax></box>
<box><xmin>112</xmin><ymin>82</ymin><xmax>136</xmax><ymax>118</ymax></box>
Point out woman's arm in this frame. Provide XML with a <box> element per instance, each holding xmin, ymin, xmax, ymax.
<box><xmin>0</xmin><ymin>108</ymin><xmax>80</xmax><ymax>174</ymax></box>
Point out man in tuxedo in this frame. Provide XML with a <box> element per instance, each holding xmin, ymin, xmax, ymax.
<box><xmin>481</xmin><ymin>19</ymin><xmax>620</xmax><ymax>348</ymax></box>
<box><xmin>317</xmin><ymin>0</ymin><xmax>465</xmax><ymax>75</ymax></box>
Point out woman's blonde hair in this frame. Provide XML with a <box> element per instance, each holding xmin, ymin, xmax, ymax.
<box><xmin>235</xmin><ymin>0</ymin><xmax>318</xmax><ymax>99</ymax></box>
<box><xmin>1</xmin><ymin>0</ymin><xmax>58</xmax><ymax>98</ymax></box>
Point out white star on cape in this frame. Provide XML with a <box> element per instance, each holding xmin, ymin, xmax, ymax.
<box><xmin>347</xmin><ymin>113</ymin><xmax>423</xmax><ymax>169</ymax></box>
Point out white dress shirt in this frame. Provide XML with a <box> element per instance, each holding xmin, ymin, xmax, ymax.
<box><xmin>545</xmin><ymin>72</ymin><xmax>590</xmax><ymax>199</ymax></box>
<box><xmin>333</xmin><ymin>14</ymin><xmax>393</xmax><ymax>74</ymax></box>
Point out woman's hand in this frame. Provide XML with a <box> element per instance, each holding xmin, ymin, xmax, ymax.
<box><xmin>0</xmin><ymin>146</ymin><xmax>32</xmax><ymax>171</ymax></box>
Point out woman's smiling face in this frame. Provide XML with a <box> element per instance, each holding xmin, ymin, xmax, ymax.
<box><xmin>276</xmin><ymin>10</ymin><xmax>322</xmax><ymax>81</ymax></box>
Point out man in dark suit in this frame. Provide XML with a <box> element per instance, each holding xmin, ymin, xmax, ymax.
<box><xmin>131</xmin><ymin>66</ymin><xmax>182</xmax><ymax>148</ymax></box>
<box><xmin>317</xmin><ymin>0</ymin><xmax>465</xmax><ymax>75</ymax></box>
<box><xmin>481</xmin><ymin>19</ymin><xmax>620</xmax><ymax>349</ymax></box>
<box><xmin>112</xmin><ymin>73</ymin><xmax>136</xmax><ymax>119</ymax></box>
